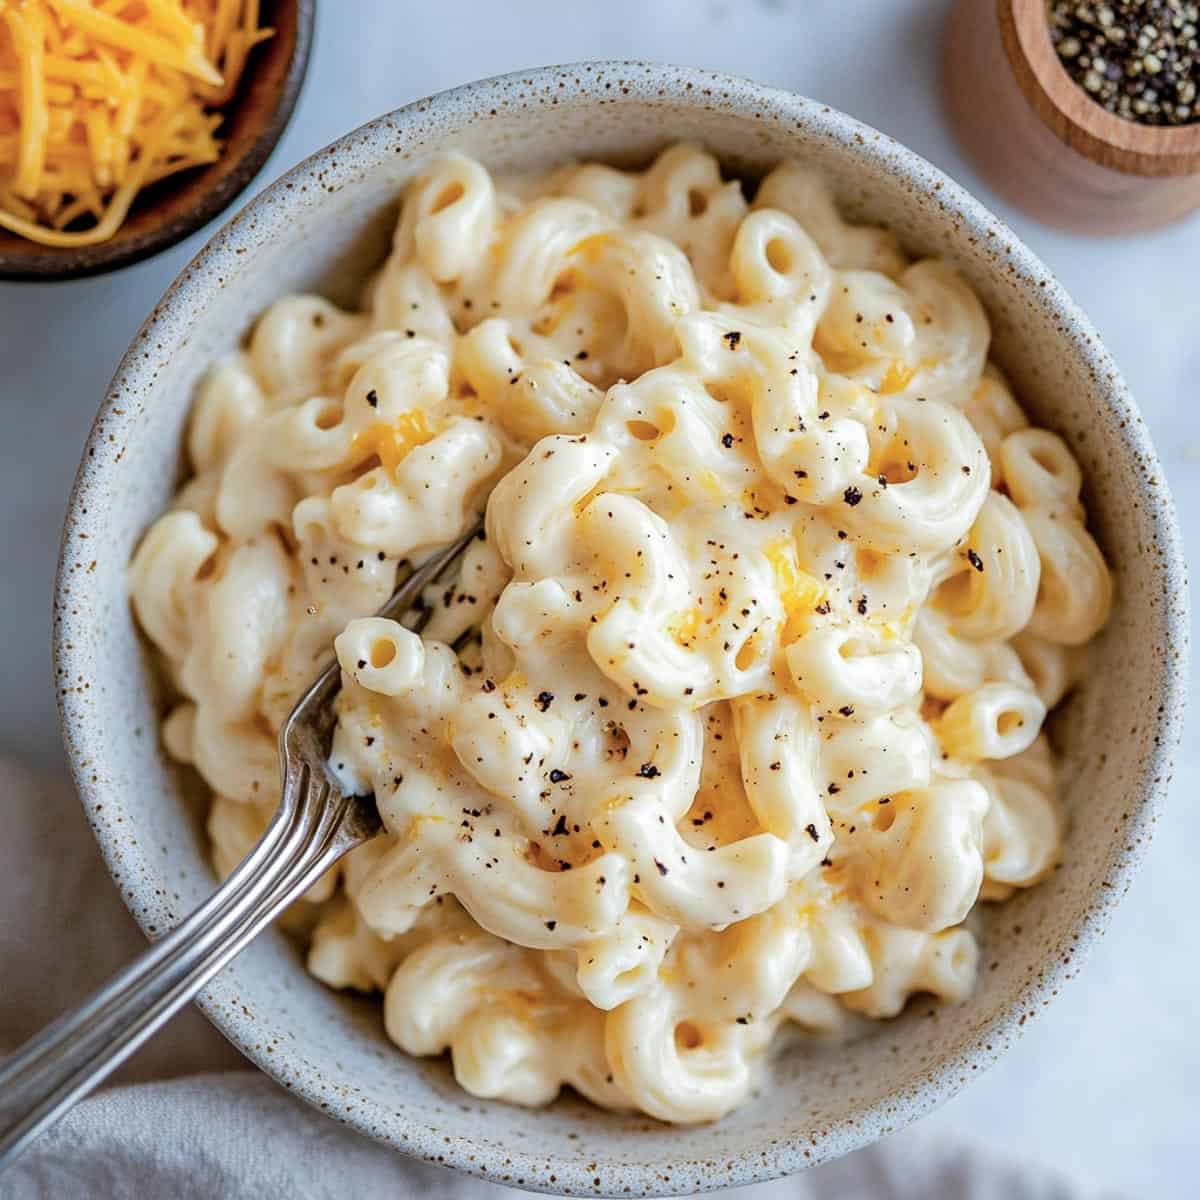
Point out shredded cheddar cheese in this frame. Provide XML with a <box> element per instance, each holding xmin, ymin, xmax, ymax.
<box><xmin>0</xmin><ymin>0</ymin><xmax>272</xmax><ymax>247</ymax></box>
<box><xmin>764</xmin><ymin>537</ymin><xmax>824</xmax><ymax>644</ymax></box>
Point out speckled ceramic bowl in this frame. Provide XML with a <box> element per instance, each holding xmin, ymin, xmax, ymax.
<box><xmin>54</xmin><ymin>63</ymin><xmax>1188</xmax><ymax>1196</ymax></box>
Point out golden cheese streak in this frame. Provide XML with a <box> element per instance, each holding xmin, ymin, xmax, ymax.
<box><xmin>765</xmin><ymin>537</ymin><xmax>824</xmax><ymax>644</ymax></box>
<box><xmin>351</xmin><ymin>411</ymin><xmax>436</xmax><ymax>478</ymax></box>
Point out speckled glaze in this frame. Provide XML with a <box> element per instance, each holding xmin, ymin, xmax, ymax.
<box><xmin>53</xmin><ymin>63</ymin><xmax>1188</xmax><ymax>1197</ymax></box>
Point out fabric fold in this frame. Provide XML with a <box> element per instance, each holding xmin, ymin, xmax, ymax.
<box><xmin>0</xmin><ymin>756</ymin><xmax>1127</xmax><ymax>1200</ymax></box>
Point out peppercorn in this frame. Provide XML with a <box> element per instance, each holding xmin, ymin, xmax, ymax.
<box><xmin>1050</xmin><ymin>1</ymin><xmax>1200</xmax><ymax>126</ymax></box>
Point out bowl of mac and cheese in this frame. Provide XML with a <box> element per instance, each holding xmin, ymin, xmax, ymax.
<box><xmin>57</xmin><ymin>63</ymin><xmax>1186</xmax><ymax>1195</ymax></box>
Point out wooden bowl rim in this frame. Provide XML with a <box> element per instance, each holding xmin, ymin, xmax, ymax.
<box><xmin>1004</xmin><ymin>0</ymin><xmax>1200</xmax><ymax>176</ymax></box>
<box><xmin>0</xmin><ymin>0</ymin><xmax>314</xmax><ymax>282</ymax></box>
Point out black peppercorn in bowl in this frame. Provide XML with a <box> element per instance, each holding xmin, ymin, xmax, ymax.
<box><xmin>1050</xmin><ymin>1</ymin><xmax>1200</xmax><ymax>128</ymax></box>
<box><xmin>945</xmin><ymin>0</ymin><xmax>1200</xmax><ymax>233</ymax></box>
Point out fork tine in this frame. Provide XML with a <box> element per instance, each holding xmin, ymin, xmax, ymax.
<box><xmin>281</xmin><ymin>520</ymin><xmax>484</xmax><ymax>754</ymax></box>
<box><xmin>377</xmin><ymin>521</ymin><xmax>483</xmax><ymax>625</ymax></box>
<box><xmin>0</xmin><ymin>523</ymin><xmax>482</xmax><ymax>1160</ymax></box>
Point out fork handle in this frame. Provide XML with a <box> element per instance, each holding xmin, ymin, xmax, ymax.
<box><xmin>0</xmin><ymin>780</ymin><xmax>364</xmax><ymax>1168</ymax></box>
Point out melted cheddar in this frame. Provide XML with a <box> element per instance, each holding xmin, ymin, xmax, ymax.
<box><xmin>351</xmin><ymin>410</ymin><xmax>436</xmax><ymax>477</ymax></box>
<box><xmin>765</xmin><ymin>537</ymin><xmax>825</xmax><ymax>644</ymax></box>
<box><xmin>667</xmin><ymin>605</ymin><xmax>703</xmax><ymax>646</ymax></box>
<box><xmin>812</xmin><ymin>325</ymin><xmax>923</xmax><ymax>397</ymax></box>
<box><xmin>811</xmin><ymin>327</ymin><xmax>864</xmax><ymax>376</ymax></box>
<box><xmin>569</xmin><ymin>231</ymin><xmax>612</xmax><ymax>261</ymax></box>
<box><xmin>876</xmin><ymin>603</ymin><xmax>915</xmax><ymax>641</ymax></box>
<box><xmin>879</xmin><ymin>359</ymin><xmax>917</xmax><ymax>394</ymax></box>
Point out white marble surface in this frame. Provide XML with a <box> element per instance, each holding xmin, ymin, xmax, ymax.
<box><xmin>0</xmin><ymin>1</ymin><xmax>1193</xmax><ymax>1194</ymax></box>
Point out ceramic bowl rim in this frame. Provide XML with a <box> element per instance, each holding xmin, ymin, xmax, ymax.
<box><xmin>54</xmin><ymin>60</ymin><xmax>1190</xmax><ymax>1195</ymax></box>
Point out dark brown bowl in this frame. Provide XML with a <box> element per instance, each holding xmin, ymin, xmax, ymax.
<box><xmin>0</xmin><ymin>0</ymin><xmax>314</xmax><ymax>281</ymax></box>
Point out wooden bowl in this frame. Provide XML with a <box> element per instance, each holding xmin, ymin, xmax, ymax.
<box><xmin>0</xmin><ymin>0</ymin><xmax>313</xmax><ymax>281</ymax></box>
<box><xmin>944</xmin><ymin>0</ymin><xmax>1200</xmax><ymax>234</ymax></box>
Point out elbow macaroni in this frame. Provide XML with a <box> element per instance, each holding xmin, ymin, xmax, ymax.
<box><xmin>128</xmin><ymin>146</ymin><xmax>1113</xmax><ymax>1124</ymax></box>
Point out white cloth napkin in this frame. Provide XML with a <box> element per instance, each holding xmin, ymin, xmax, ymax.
<box><xmin>0</xmin><ymin>756</ymin><xmax>1128</xmax><ymax>1200</ymax></box>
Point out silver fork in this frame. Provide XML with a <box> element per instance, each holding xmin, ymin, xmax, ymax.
<box><xmin>0</xmin><ymin>523</ymin><xmax>482</xmax><ymax>1167</ymax></box>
